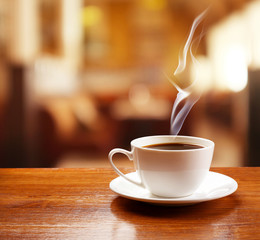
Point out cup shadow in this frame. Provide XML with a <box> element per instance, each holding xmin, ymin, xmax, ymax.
<box><xmin>110</xmin><ymin>193</ymin><xmax>241</xmax><ymax>221</ymax></box>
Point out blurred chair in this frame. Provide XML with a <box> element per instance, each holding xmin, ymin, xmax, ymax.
<box><xmin>36</xmin><ymin>94</ymin><xmax>117</xmax><ymax>167</ymax></box>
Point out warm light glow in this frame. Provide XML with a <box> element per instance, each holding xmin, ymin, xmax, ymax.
<box><xmin>62</xmin><ymin>0</ymin><xmax>82</xmax><ymax>67</ymax></box>
<box><xmin>190</xmin><ymin>55</ymin><xmax>213</xmax><ymax>92</ymax></box>
<box><xmin>223</xmin><ymin>46</ymin><xmax>248</xmax><ymax>92</ymax></box>
<box><xmin>34</xmin><ymin>58</ymin><xmax>77</xmax><ymax>96</ymax></box>
<box><xmin>82</xmin><ymin>6</ymin><xmax>103</xmax><ymax>28</ymax></box>
<box><xmin>207</xmin><ymin>1</ymin><xmax>260</xmax><ymax>91</ymax></box>
<box><xmin>207</xmin><ymin>12</ymin><xmax>249</xmax><ymax>92</ymax></box>
<box><xmin>140</xmin><ymin>0</ymin><xmax>167</xmax><ymax>11</ymax></box>
<box><xmin>8</xmin><ymin>0</ymin><xmax>39</xmax><ymax>63</ymax></box>
<box><xmin>244</xmin><ymin>1</ymin><xmax>260</xmax><ymax>69</ymax></box>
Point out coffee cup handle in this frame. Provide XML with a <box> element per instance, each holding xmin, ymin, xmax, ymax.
<box><xmin>109</xmin><ymin>148</ymin><xmax>144</xmax><ymax>188</ymax></box>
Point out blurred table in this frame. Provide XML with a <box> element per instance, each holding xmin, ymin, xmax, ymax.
<box><xmin>0</xmin><ymin>167</ymin><xmax>259</xmax><ymax>239</ymax></box>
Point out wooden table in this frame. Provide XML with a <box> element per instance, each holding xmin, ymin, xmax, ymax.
<box><xmin>0</xmin><ymin>167</ymin><xmax>259</xmax><ymax>239</ymax></box>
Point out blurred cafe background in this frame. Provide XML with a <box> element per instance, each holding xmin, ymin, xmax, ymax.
<box><xmin>0</xmin><ymin>0</ymin><xmax>260</xmax><ymax>168</ymax></box>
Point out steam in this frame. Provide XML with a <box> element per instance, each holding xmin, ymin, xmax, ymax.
<box><xmin>174</xmin><ymin>9</ymin><xmax>208</xmax><ymax>77</ymax></box>
<box><xmin>170</xmin><ymin>9</ymin><xmax>208</xmax><ymax>135</ymax></box>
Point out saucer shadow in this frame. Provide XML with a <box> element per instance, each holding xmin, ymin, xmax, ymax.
<box><xmin>110</xmin><ymin>193</ymin><xmax>241</xmax><ymax>221</ymax></box>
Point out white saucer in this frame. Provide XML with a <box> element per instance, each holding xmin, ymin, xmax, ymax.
<box><xmin>109</xmin><ymin>171</ymin><xmax>238</xmax><ymax>206</ymax></box>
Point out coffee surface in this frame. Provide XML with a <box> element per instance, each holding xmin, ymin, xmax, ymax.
<box><xmin>143</xmin><ymin>142</ymin><xmax>204</xmax><ymax>150</ymax></box>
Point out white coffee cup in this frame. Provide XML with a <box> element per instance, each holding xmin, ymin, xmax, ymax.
<box><xmin>109</xmin><ymin>135</ymin><xmax>214</xmax><ymax>198</ymax></box>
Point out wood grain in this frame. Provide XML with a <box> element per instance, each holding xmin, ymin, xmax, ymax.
<box><xmin>0</xmin><ymin>167</ymin><xmax>259</xmax><ymax>239</ymax></box>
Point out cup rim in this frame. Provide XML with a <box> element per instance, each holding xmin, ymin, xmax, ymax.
<box><xmin>131</xmin><ymin>135</ymin><xmax>214</xmax><ymax>152</ymax></box>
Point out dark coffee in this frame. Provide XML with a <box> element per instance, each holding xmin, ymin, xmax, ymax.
<box><xmin>143</xmin><ymin>142</ymin><xmax>204</xmax><ymax>150</ymax></box>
